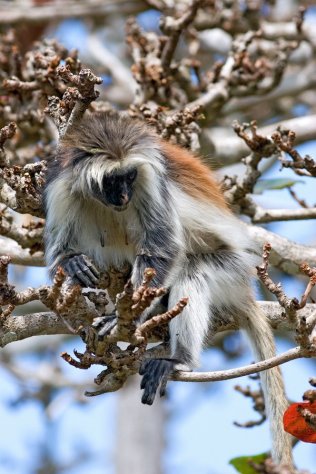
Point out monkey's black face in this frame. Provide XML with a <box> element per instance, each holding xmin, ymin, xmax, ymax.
<box><xmin>91</xmin><ymin>168</ymin><xmax>138</xmax><ymax>211</ymax></box>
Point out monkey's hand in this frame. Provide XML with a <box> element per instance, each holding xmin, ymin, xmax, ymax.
<box><xmin>60</xmin><ymin>254</ymin><xmax>100</xmax><ymax>288</ymax></box>
<box><xmin>139</xmin><ymin>358</ymin><xmax>188</xmax><ymax>405</ymax></box>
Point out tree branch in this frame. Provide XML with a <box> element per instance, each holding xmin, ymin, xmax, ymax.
<box><xmin>247</xmin><ymin>224</ymin><xmax>316</xmax><ymax>274</ymax></box>
<box><xmin>159</xmin><ymin>0</ymin><xmax>205</xmax><ymax>70</ymax></box>
<box><xmin>172</xmin><ymin>346</ymin><xmax>308</xmax><ymax>383</ymax></box>
<box><xmin>0</xmin><ymin>311</ymin><xmax>74</xmax><ymax>347</ymax></box>
<box><xmin>250</xmin><ymin>206</ymin><xmax>316</xmax><ymax>224</ymax></box>
<box><xmin>0</xmin><ymin>0</ymin><xmax>146</xmax><ymax>25</ymax></box>
<box><xmin>0</xmin><ymin>238</ymin><xmax>44</xmax><ymax>266</ymax></box>
<box><xmin>1</xmin><ymin>302</ymin><xmax>314</xmax><ymax>348</ymax></box>
<box><xmin>203</xmin><ymin>114</ymin><xmax>316</xmax><ymax>165</ymax></box>
<box><xmin>187</xmin><ymin>31</ymin><xmax>297</xmax><ymax>121</ymax></box>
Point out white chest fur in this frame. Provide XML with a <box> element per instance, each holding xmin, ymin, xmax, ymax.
<box><xmin>77</xmin><ymin>200</ymin><xmax>141</xmax><ymax>268</ymax></box>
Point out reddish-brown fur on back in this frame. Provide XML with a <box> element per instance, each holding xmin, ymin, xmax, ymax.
<box><xmin>161</xmin><ymin>141</ymin><xmax>228</xmax><ymax>209</ymax></box>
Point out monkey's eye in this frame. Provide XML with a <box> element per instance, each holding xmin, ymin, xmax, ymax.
<box><xmin>103</xmin><ymin>174</ymin><xmax>115</xmax><ymax>186</ymax></box>
<box><xmin>126</xmin><ymin>169</ymin><xmax>137</xmax><ymax>184</ymax></box>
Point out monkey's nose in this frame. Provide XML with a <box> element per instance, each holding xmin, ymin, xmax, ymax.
<box><xmin>120</xmin><ymin>193</ymin><xmax>129</xmax><ymax>205</ymax></box>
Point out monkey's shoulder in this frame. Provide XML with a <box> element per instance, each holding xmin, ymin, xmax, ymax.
<box><xmin>161</xmin><ymin>141</ymin><xmax>227</xmax><ymax>209</ymax></box>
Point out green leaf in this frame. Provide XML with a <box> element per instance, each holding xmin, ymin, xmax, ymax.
<box><xmin>229</xmin><ymin>453</ymin><xmax>269</xmax><ymax>473</ymax></box>
<box><xmin>253</xmin><ymin>178</ymin><xmax>304</xmax><ymax>194</ymax></box>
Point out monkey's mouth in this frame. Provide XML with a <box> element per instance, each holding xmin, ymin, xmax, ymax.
<box><xmin>112</xmin><ymin>203</ymin><xmax>129</xmax><ymax>212</ymax></box>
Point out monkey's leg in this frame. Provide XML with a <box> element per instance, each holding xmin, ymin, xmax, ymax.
<box><xmin>140</xmin><ymin>249</ymin><xmax>294</xmax><ymax>466</ymax></box>
<box><xmin>140</xmin><ymin>255</ymin><xmax>212</xmax><ymax>405</ymax></box>
<box><xmin>61</xmin><ymin>254</ymin><xmax>100</xmax><ymax>287</ymax></box>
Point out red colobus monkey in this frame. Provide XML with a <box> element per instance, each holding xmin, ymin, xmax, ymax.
<box><xmin>44</xmin><ymin>111</ymin><xmax>293</xmax><ymax>467</ymax></box>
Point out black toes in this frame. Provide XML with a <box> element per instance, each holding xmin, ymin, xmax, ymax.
<box><xmin>159</xmin><ymin>377</ymin><xmax>168</xmax><ymax>397</ymax></box>
<box><xmin>92</xmin><ymin>314</ymin><xmax>117</xmax><ymax>339</ymax></box>
<box><xmin>139</xmin><ymin>359</ymin><xmax>176</xmax><ymax>405</ymax></box>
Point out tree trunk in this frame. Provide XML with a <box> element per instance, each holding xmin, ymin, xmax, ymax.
<box><xmin>115</xmin><ymin>375</ymin><xmax>165</xmax><ymax>474</ymax></box>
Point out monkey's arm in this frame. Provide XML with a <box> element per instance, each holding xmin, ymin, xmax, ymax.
<box><xmin>45</xmin><ymin>223</ymin><xmax>100</xmax><ymax>287</ymax></box>
<box><xmin>131</xmin><ymin>190</ymin><xmax>182</xmax><ymax>289</ymax></box>
<box><xmin>44</xmin><ymin>177</ymin><xmax>100</xmax><ymax>287</ymax></box>
<box><xmin>132</xmin><ymin>192</ymin><xmax>186</xmax><ymax>403</ymax></box>
<box><xmin>44</xmin><ymin>211</ymin><xmax>99</xmax><ymax>287</ymax></box>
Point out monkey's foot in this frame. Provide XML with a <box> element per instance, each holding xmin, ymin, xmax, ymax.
<box><xmin>61</xmin><ymin>254</ymin><xmax>100</xmax><ymax>287</ymax></box>
<box><xmin>139</xmin><ymin>358</ymin><xmax>179</xmax><ymax>405</ymax></box>
<box><xmin>92</xmin><ymin>314</ymin><xmax>117</xmax><ymax>339</ymax></box>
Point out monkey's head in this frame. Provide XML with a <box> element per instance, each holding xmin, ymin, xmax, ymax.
<box><xmin>57</xmin><ymin>111</ymin><xmax>163</xmax><ymax>212</ymax></box>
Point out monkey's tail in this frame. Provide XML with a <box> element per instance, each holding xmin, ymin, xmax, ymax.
<box><xmin>241</xmin><ymin>302</ymin><xmax>294</xmax><ymax>469</ymax></box>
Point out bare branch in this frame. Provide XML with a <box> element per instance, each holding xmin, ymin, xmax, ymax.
<box><xmin>0</xmin><ymin>311</ymin><xmax>74</xmax><ymax>347</ymax></box>
<box><xmin>172</xmin><ymin>347</ymin><xmax>310</xmax><ymax>383</ymax></box>
<box><xmin>256</xmin><ymin>243</ymin><xmax>300</xmax><ymax>315</ymax></box>
<box><xmin>2</xmin><ymin>301</ymin><xmax>314</xmax><ymax>349</ymax></box>
<box><xmin>0</xmin><ymin>122</ymin><xmax>17</xmax><ymax>166</ymax></box>
<box><xmin>250</xmin><ymin>206</ymin><xmax>316</xmax><ymax>224</ymax></box>
<box><xmin>87</xmin><ymin>35</ymin><xmax>136</xmax><ymax>101</ymax></box>
<box><xmin>0</xmin><ymin>161</ymin><xmax>46</xmax><ymax>216</ymax></box>
<box><xmin>223</xmin><ymin>63</ymin><xmax>316</xmax><ymax>117</ymax></box>
<box><xmin>234</xmin><ymin>383</ymin><xmax>266</xmax><ymax>428</ymax></box>
<box><xmin>288</xmin><ymin>188</ymin><xmax>309</xmax><ymax>209</ymax></box>
<box><xmin>47</xmin><ymin>66</ymin><xmax>103</xmax><ymax>137</ymax></box>
<box><xmin>1</xmin><ymin>260</ymin><xmax>314</xmax><ymax>393</ymax></box>
<box><xmin>272</xmin><ymin>129</ymin><xmax>316</xmax><ymax>177</ymax></box>
<box><xmin>0</xmin><ymin>0</ymin><xmax>147</xmax><ymax>25</ymax></box>
<box><xmin>159</xmin><ymin>0</ymin><xmax>206</xmax><ymax>70</ymax></box>
<box><xmin>0</xmin><ymin>205</ymin><xmax>44</xmax><ymax>250</ymax></box>
<box><xmin>188</xmin><ymin>32</ymin><xmax>297</xmax><ymax>121</ymax></box>
<box><xmin>207</xmin><ymin>115</ymin><xmax>316</xmax><ymax>166</ymax></box>
<box><xmin>247</xmin><ymin>224</ymin><xmax>316</xmax><ymax>275</ymax></box>
<box><xmin>0</xmin><ymin>238</ymin><xmax>44</xmax><ymax>266</ymax></box>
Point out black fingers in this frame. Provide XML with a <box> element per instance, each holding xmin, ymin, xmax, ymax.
<box><xmin>159</xmin><ymin>375</ymin><xmax>168</xmax><ymax>398</ymax></box>
<box><xmin>61</xmin><ymin>254</ymin><xmax>100</xmax><ymax>287</ymax></box>
<box><xmin>92</xmin><ymin>314</ymin><xmax>117</xmax><ymax>340</ymax></box>
<box><xmin>139</xmin><ymin>358</ymin><xmax>176</xmax><ymax>405</ymax></box>
<box><xmin>81</xmin><ymin>254</ymin><xmax>99</xmax><ymax>278</ymax></box>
